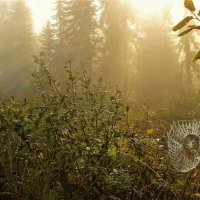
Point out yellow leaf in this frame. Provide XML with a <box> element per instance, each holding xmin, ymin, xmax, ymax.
<box><xmin>184</xmin><ymin>0</ymin><xmax>196</xmax><ymax>12</ymax></box>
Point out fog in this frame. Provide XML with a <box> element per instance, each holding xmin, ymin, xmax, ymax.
<box><xmin>1</xmin><ymin>0</ymin><xmax>198</xmax><ymax>102</ymax></box>
<box><xmin>1</xmin><ymin>1</ymin><xmax>200</xmax><ymax>199</ymax></box>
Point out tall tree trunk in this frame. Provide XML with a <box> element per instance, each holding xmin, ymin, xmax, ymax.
<box><xmin>182</xmin><ymin>36</ymin><xmax>193</xmax><ymax>93</ymax></box>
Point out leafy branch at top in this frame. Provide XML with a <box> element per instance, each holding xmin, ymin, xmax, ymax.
<box><xmin>173</xmin><ymin>0</ymin><xmax>200</xmax><ymax>62</ymax></box>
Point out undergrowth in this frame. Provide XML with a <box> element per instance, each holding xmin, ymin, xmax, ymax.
<box><xmin>0</xmin><ymin>54</ymin><xmax>199</xmax><ymax>200</ymax></box>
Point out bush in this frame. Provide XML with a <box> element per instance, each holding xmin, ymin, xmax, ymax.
<box><xmin>0</xmin><ymin>55</ymin><xmax>198</xmax><ymax>199</ymax></box>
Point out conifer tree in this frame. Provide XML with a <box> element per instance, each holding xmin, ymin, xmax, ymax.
<box><xmin>40</xmin><ymin>21</ymin><xmax>55</xmax><ymax>67</ymax></box>
<box><xmin>64</xmin><ymin>0</ymin><xmax>98</xmax><ymax>72</ymax></box>
<box><xmin>0</xmin><ymin>1</ymin><xmax>9</xmax><ymax>92</ymax></box>
<box><xmin>0</xmin><ymin>0</ymin><xmax>36</xmax><ymax>96</ymax></box>
<box><xmin>99</xmin><ymin>0</ymin><xmax>137</xmax><ymax>90</ymax></box>
<box><xmin>136</xmin><ymin>13</ymin><xmax>182</xmax><ymax>102</ymax></box>
<box><xmin>52</xmin><ymin>0</ymin><xmax>98</xmax><ymax>73</ymax></box>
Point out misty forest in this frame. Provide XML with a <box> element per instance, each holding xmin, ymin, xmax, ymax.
<box><xmin>1</xmin><ymin>0</ymin><xmax>200</xmax><ymax>199</ymax></box>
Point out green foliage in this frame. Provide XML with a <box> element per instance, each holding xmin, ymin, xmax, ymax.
<box><xmin>1</xmin><ymin>1</ymin><xmax>200</xmax><ymax>198</ymax></box>
<box><xmin>0</xmin><ymin>57</ymin><xmax>200</xmax><ymax>199</ymax></box>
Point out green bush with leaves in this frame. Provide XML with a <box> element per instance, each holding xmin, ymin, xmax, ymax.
<box><xmin>0</xmin><ymin>54</ymin><xmax>200</xmax><ymax>199</ymax></box>
<box><xmin>0</xmin><ymin>55</ymin><xmax>128</xmax><ymax>199</ymax></box>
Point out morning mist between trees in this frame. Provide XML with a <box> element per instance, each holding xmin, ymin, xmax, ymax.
<box><xmin>1</xmin><ymin>0</ymin><xmax>200</xmax><ymax>199</ymax></box>
<box><xmin>1</xmin><ymin>0</ymin><xmax>197</xmax><ymax>100</ymax></box>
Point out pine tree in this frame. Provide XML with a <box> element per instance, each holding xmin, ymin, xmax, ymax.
<box><xmin>0</xmin><ymin>1</ymin><xmax>9</xmax><ymax>92</ymax></box>
<box><xmin>52</xmin><ymin>0</ymin><xmax>98</xmax><ymax>76</ymax></box>
<box><xmin>0</xmin><ymin>0</ymin><xmax>36</xmax><ymax>96</ymax></box>
<box><xmin>40</xmin><ymin>21</ymin><xmax>55</xmax><ymax>67</ymax></box>
<box><xmin>53</xmin><ymin>0</ymin><xmax>68</xmax><ymax>67</ymax></box>
<box><xmin>64</xmin><ymin>0</ymin><xmax>98</xmax><ymax>72</ymax></box>
<box><xmin>136</xmin><ymin>13</ymin><xmax>182</xmax><ymax>103</ymax></box>
<box><xmin>99</xmin><ymin>0</ymin><xmax>137</xmax><ymax>90</ymax></box>
<box><xmin>180</xmin><ymin>36</ymin><xmax>194</xmax><ymax>92</ymax></box>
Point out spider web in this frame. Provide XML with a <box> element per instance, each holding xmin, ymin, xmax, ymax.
<box><xmin>168</xmin><ymin>120</ymin><xmax>200</xmax><ymax>172</ymax></box>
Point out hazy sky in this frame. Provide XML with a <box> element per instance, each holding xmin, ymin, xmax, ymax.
<box><xmin>26</xmin><ymin>0</ymin><xmax>55</xmax><ymax>34</ymax></box>
<box><xmin>25</xmin><ymin>0</ymin><xmax>200</xmax><ymax>34</ymax></box>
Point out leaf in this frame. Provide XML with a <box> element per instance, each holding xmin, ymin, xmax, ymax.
<box><xmin>147</xmin><ymin>129</ymin><xmax>153</xmax><ymax>134</ymax></box>
<box><xmin>173</xmin><ymin>16</ymin><xmax>193</xmax><ymax>31</ymax></box>
<box><xmin>188</xmin><ymin>25</ymin><xmax>196</xmax><ymax>28</ymax></box>
<box><xmin>145</xmin><ymin>129</ymin><xmax>154</xmax><ymax>136</ymax></box>
<box><xmin>178</xmin><ymin>27</ymin><xmax>194</xmax><ymax>37</ymax></box>
<box><xmin>176</xmin><ymin>179</ymin><xmax>185</xmax><ymax>186</ymax></box>
<box><xmin>147</xmin><ymin>155</ymin><xmax>155</xmax><ymax>162</ymax></box>
<box><xmin>193</xmin><ymin>50</ymin><xmax>200</xmax><ymax>62</ymax></box>
<box><xmin>179</xmin><ymin>25</ymin><xmax>200</xmax><ymax>37</ymax></box>
<box><xmin>194</xmin><ymin>26</ymin><xmax>200</xmax><ymax>30</ymax></box>
<box><xmin>86</xmin><ymin>78</ymin><xmax>91</xmax><ymax>86</ymax></box>
<box><xmin>184</xmin><ymin>0</ymin><xmax>196</xmax><ymax>12</ymax></box>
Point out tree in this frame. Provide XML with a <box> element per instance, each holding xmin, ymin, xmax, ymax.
<box><xmin>173</xmin><ymin>0</ymin><xmax>200</xmax><ymax>92</ymax></box>
<box><xmin>0</xmin><ymin>0</ymin><xmax>9</xmax><ymax>91</ymax></box>
<box><xmin>64</xmin><ymin>0</ymin><xmax>98</xmax><ymax>73</ymax></box>
<box><xmin>136</xmin><ymin>13</ymin><xmax>182</xmax><ymax>103</ymax></box>
<box><xmin>99</xmin><ymin>0</ymin><xmax>137</xmax><ymax>91</ymax></box>
<box><xmin>40</xmin><ymin>21</ymin><xmax>55</xmax><ymax>67</ymax></box>
<box><xmin>53</xmin><ymin>0</ymin><xmax>68</xmax><ymax>68</ymax></box>
<box><xmin>173</xmin><ymin>0</ymin><xmax>200</xmax><ymax>62</ymax></box>
<box><xmin>0</xmin><ymin>0</ymin><xmax>37</xmax><ymax>96</ymax></box>
<box><xmin>51</xmin><ymin>0</ymin><xmax>98</xmax><ymax>78</ymax></box>
<box><xmin>178</xmin><ymin>31</ymin><xmax>198</xmax><ymax>91</ymax></box>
